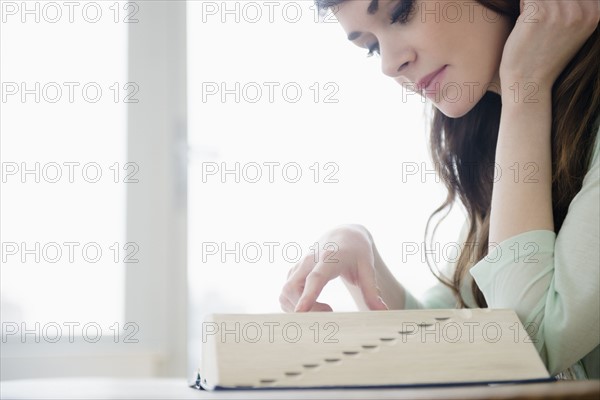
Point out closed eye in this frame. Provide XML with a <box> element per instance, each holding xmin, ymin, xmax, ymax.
<box><xmin>390</xmin><ymin>0</ymin><xmax>416</xmax><ymax>25</ymax></box>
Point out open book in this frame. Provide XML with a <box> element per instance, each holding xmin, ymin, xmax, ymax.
<box><xmin>197</xmin><ymin>308</ymin><xmax>554</xmax><ymax>390</ymax></box>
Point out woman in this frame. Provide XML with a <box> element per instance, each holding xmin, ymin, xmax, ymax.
<box><xmin>279</xmin><ymin>0</ymin><xmax>599</xmax><ymax>379</ymax></box>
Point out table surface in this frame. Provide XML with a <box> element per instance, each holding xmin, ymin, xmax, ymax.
<box><xmin>1</xmin><ymin>378</ymin><xmax>599</xmax><ymax>400</ymax></box>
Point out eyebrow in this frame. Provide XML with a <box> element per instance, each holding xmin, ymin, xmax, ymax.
<box><xmin>347</xmin><ymin>0</ymin><xmax>380</xmax><ymax>41</ymax></box>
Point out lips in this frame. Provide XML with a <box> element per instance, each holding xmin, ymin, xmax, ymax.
<box><xmin>416</xmin><ymin>65</ymin><xmax>448</xmax><ymax>92</ymax></box>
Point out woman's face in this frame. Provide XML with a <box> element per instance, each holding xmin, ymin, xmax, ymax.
<box><xmin>333</xmin><ymin>0</ymin><xmax>513</xmax><ymax>118</ymax></box>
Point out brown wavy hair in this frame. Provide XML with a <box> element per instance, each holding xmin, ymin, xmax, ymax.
<box><xmin>315</xmin><ymin>0</ymin><xmax>600</xmax><ymax>307</ymax></box>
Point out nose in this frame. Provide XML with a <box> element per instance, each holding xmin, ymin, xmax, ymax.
<box><xmin>380</xmin><ymin>44</ymin><xmax>413</xmax><ymax>79</ymax></box>
<box><xmin>381</xmin><ymin>55</ymin><xmax>410</xmax><ymax>78</ymax></box>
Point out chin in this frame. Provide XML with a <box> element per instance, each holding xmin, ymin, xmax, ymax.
<box><xmin>427</xmin><ymin>76</ymin><xmax>495</xmax><ymax>118</ymax></box>
<box><xmin>433</xmin><ymin>101</ymin><xmax>475</xmax><ymax>119</ymax></box>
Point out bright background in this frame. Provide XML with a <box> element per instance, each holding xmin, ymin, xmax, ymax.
<box><xmin>187</xmin><ymin>0</ymin><xmax>462</xmax><ymax>316</ymax></box>
<box><xmin>1</xmin><ymin>0</ymin><xmax>465</xmax><ymax>381</ymax></box>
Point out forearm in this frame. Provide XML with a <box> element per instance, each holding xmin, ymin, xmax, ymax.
<box><xmin>490</xmin><ymin>83</ymin><xmax>554</xmax><ymax>245</ymax></box>
<box><xmin>342</xmin><ymin>225</ymin><xmax>407</xmax><ymax>310</ymax></box>
<box><xmin>372</xmin><ymin>241</ymin><xmax>407</xmax><ymax>310</ymax></box>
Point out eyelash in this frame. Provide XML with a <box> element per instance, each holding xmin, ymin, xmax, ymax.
<box><xmin>366</xmin><ymin>0</ymin><xmax>416</xmax><ymax>58</ymax></box>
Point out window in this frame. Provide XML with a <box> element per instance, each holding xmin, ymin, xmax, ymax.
<box><xmin>1</xmin><ymin>0</ymin><xmax>127</xmax><ymax>333</ymax></box>
<box><xmin>1</xmin><ymin>0</ymin><xmax>464</xmax><ymax>381</ymax></box>
<box><xmin>1</xmin><ymin>0</ymin><xmax>187</xmax><ymax>379</ymax></box>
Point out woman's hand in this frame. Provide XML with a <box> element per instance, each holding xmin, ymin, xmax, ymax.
<box><xmin>279</xmin><ymin>224</ymin><xmax>389</xmax><ymax>312</ymax></box>
<box><xmin>499</xmin><ymin>0</ymin><xmax>599</xmax><ymax>89</ymax></box>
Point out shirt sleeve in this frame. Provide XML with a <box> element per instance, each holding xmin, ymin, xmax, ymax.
<box><xmin>469</xmin><ymin>129</ymin><xmax>600</xmax><ymax>376</ymax></box>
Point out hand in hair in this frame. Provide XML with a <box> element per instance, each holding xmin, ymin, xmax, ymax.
<box><xmin>499</xmin><ymin>0</ymin><xmax>599</xmax><ymax>88</ymax></box>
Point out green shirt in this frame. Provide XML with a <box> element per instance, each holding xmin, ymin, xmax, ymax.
<box><xmin>404</xmin><ymin>124</ymin><xmax>600</xmax><ymax>379</ymax></box>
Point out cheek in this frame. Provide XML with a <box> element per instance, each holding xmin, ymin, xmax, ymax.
<box><xmin>462</xmin><ymin>16</ymin><xmax>512</xmax><ymax>81</ymax></box>
<box><xmin>425</xmin><ymin>7</ymin><xmax>511</xmax><ymax>78</ymax></box>
<box><xmin>430</xmin><ymin>20</ymin><xmax>511</xmax><ymax>116</ymax></box>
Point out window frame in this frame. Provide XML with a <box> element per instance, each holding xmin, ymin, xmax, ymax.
<box><xmin>1</xmin><ymin>0</ymin><xmax>188</xmax><ymax>380</ymax></box>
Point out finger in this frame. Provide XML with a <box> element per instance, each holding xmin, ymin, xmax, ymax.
<box><xmin>309</xmin><ymin>302</ymin><xmax>333</xmax><ymax>312</ymax></box>
<box><xmin>279</xmin><ymin>292</ymin><xmax>295</xmax><ymax>313</ymax></box>
<box><xmin>290</xmin><ymin>252</ymin><xmax>319</xmax><ymax>280</ymax></box>
<box><xmin>294</xmin><ymin>263</ymin><xmax>334</xmax><ymax>312</ymax></box>
<box><xmin>357</xmin><ymin>261</ymin><xmax>388</xmax><ymax>311</ymax></box>
<box><xmin>286</xmin><ymin>293</ymin><xmax>334</xmax><ymax>313</ymax></box>
<box><xmin>286</xmin><ymin>255</ymin><xmax>320</xmax><ymax>304</ymax></box>
<box><xmin>287</xmin><ymin>258</ymin><xmax>306</xmax><ymax>279</ymax></box>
